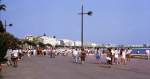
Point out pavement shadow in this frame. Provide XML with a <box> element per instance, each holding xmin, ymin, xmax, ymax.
<box><xmin>99</xmin><ymin>64</ymin><xmax>111</xmax><ymax>68</ymax></box>
<box><xmin>114</xmin><ymin>67</ymin><xmax>150</xmax><ymax>76</ymax></box>
<box><xmin>0</xmin><ymin>75</ymin><xmax>4</xmax><ymax>79</ymax></box>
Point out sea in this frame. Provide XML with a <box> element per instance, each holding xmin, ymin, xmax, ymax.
<box><xmin>131</xmin><ymin>48</ymin><xmax>150</xmax><ymax>54</ymax></box>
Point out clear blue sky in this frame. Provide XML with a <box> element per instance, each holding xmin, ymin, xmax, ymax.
<box><xmin>1</xmin><ymin>0</ymin><xmax>150</xmax><ymax>44</ymax></box>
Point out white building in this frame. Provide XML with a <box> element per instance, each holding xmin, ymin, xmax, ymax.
<box><xmin>24</xmin><ymin>35</ymin><xmax>100</xmax><ymax>47</ymax></box>
<box><xmin>91</xmin><ymin>43</ymin><xmax>97</xmax><ymax>47</ymax></box>
<box><xmin>74</xmin><ymin>41</ymin><xmax>81</xmax><ymax>47</ymax></box>
<box><xmin>25</xmin><ymin>35</ymin><xmax>36</xmax><ymax>41</ymax></box>
<box><xmin>60</xmin><ymin>39</ymin><xmax>75</xmax><ymax>46</ymax></box>
<box><xmin>131</xmin><ymin>44</ymin><xmax>144</xmax><ymax>48</ymax></box>
<box><xmin>39</xmin><ymin>36</ymin><xmax>57</xmax><ymax>47</ymax></box>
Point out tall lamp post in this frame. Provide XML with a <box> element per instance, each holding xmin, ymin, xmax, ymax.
<box><xmin>4</xmin><ymin>20</ymin><xmax>12</xmax><ymax>32</ymax></box>
<box><xmin>79</xmin><ymin>1</ymin><xmax>92</xmax><ymax>48</ymax></box>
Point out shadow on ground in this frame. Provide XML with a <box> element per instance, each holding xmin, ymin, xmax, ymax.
<box><xmin>0</xmin><ymin>74</ymin><xmax>4</xmax><ymax>79</ymax></box>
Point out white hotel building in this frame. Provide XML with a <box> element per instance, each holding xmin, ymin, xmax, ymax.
<box><xmin>24</xmin><ymin>35</ymin><xmax>97</xmax><ymax>47</ymax></box>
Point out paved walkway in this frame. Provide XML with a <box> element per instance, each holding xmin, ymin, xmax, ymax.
<box><xmin>1</xmin><ymin>55</ymin><xmax>150</xmax><ymax>79</ymax></box>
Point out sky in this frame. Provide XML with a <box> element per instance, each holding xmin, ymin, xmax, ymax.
<box><xmin>1</xmin><ymin>0</ymin><xmax>150</xmax><ymax>45</ymax></box>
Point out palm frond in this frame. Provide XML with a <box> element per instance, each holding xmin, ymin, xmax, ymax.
<box><xmin>0</xmin><ymin>4</ymin><xmax>6</xmax><ymax>11</ymax></box>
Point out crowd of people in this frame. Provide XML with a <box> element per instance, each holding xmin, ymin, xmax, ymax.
<box><xmin>72</xmin><ymin>48</ymin><xmax>150</xmax><ymax>65</ymax></box>
<box><xmin>72</xmin><ymin>48</ymin><xmax>133</xmax><ymax>65</ymax></box>
<box><xmin>2</xmin><ymin>47</ymin><xmax>150</xmax><ymax>70</ymax></box>
<box><xmin>4</xmin><ymin>47</ymin><xmax>73</xmax><ymax>68</ymax></box>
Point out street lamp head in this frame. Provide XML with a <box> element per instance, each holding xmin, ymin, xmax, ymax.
<box><xmin>9</xmin><ymin>24</ymin><xmax>13</xmax><ymax>26</ymax></box>
<box><xmin>87</xmin><ymin>11</ymin><xmax>93</xmax><ymax>16</ymax></box>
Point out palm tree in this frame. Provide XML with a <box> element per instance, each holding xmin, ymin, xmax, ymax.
<box><xmin>0</xmin><ymin>4</ymin><xmax>6</xmax><ymax>11</ymax></box>
<box><xmin>0</xmin><ymin>0</ymin><xmax>6</xmax><ymax>11</ymax></box>
<box><xmin>0</xmin><ymin>0</ymin><xmax>6</xmax><ymax>22</ymax></box>
<box><xmin>0</xmin><ymin>20</ymin><xmax>5</xmax><ymax>32</ymax></box>
<box><xmin>0</xmin><ymin>0</ymin><xmax>6</xmax><ymax>33</ymax></box>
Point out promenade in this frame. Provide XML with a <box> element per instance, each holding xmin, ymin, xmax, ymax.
<box><xmin>0</xmin><ymin>55</ymin><xmax>150</xmax><ymax>79</ymax></box>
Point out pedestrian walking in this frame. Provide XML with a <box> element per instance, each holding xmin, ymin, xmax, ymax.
<box><xmin>114</xmin><ymin>48</ymin><xmax>119</xmax><ymax>64</ymax></box>
<box><xmin>106</xmin><ymin>48</ymin><xmax>112</xmax><ymax>64</ymax></box>
<box><xmin>146</xmin><ymin>49</ymin><xmax>150</xmax><ymax>60</ymax></box>
<box><xmin>33</xmin><ymin>49</ymin><xmax>37</xmax><ymax>56</ymax></box>
<box><xmin>111</xmin><ymin>48</ymin><xmax>115</xmax><ymax>64</ymax></box>
<box><xmin>95</xmin><ymin>48</ymin><xmax>101</xmax><ymax>64</ymax></box>
<box><xmin>80</xmin><ymin>48</ymin><xmax>86</xmax><ymax>64</ymax></box>
<box><xmin>126</xmin><ymin>48</ymin><xmax>132</xmax><ymax>61</ymax></box>
<box><xmin>120</xmin><ymin>49</ymin><xmax>126</xmax><ymax>65</ymax></box>
<box><xmin>11</xmin><ymin>49</ymin><xmax>19</xmax><ymax>67</ymax></box>
<box><xmin>52</xmin><ymin>48</ymin><xmax>56</xmax><ymax>58</ymax></box>
<box><xmin>49</xmin><ymin>48</ymin><xmax>53</xmax><ymax>58</ymax></box>
<box><xmin>5</xmin><ymin>49</ymin><xmax>13</xmax><ymax>66</ymax></box>
<box><xmin>72</xmin><ymin>49</ymin><xmax>79</xmax><ymax>63</ymax></box>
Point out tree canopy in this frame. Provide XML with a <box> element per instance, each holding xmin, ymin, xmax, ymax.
<box><xmin>0</xmin><ymin>0</ymin><xmax>19</xmax><ymax>63</ymax></box>
<box><xmin>0</xmin><ymin>32</ymin><xmax>19</xmax><ymax>62</ymax></box>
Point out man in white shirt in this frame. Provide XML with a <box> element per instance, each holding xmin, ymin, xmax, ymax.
<box><xmin>72</xmin><ymin>49</ymin><xmax>79</xmax><ymax>63</ymax></box>
<box><xmin>13</xmin><ymin>50</ymin><xmax>19</xmax><ymax>58</ymax></box>
<box><xmin>33</xmin><ymin>49</ymin><xmax>37</xmax><ymax>56</ymax></box>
